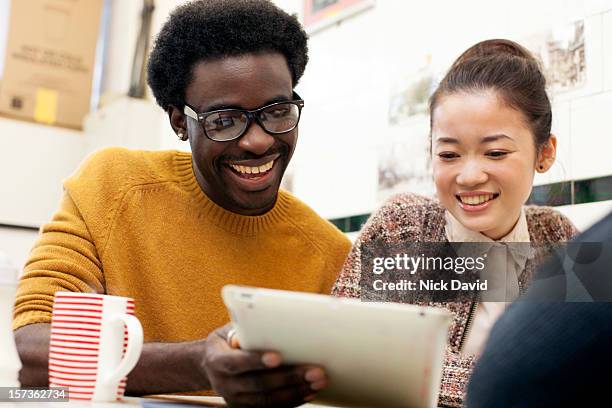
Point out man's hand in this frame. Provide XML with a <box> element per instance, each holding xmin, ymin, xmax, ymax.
<box><xmin>16</xmin><ymin>321</ymin><xmax>328</xmax><ymax>404</ymax></box>
<box><xmin>204</xmin><ymin>324</ymin><xmax>328</xmax><ymax>408</ymax></box>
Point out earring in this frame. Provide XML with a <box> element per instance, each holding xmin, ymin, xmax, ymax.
<box><xmin>177</xmin><ymin>130</ymin><xmax>188</xmax><ymax>141</ymax></box>
<box><xmin>539</xmin><ymin>165</ymin><xmax>544</xmax><ymax>170</ymax></box>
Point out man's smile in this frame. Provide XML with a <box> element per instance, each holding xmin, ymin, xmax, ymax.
<box><xmin>225</xmin><ymin>152</ymin><xmax>281</xmax><ymax>179</ymax></box>
<box><xmin>229</xmin><ymin>160</ymin><xmax>274</xmax><ymax>176</ymax></box>
<box><xmin>222</xmin><ymin>153</ymin><xmax>282</xmax><ymax>192</ymax></box>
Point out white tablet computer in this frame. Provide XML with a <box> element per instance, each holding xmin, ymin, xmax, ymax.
<box><xmin>222</xmin><ymin>285</ymin><xmax>452</xmax><ymax>408</ymax></box>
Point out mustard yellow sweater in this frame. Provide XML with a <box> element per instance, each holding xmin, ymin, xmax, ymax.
<box><xmin>14</xmin><ymin>148</ymin><xmax>351</xmax><ymax>342</ymax></box>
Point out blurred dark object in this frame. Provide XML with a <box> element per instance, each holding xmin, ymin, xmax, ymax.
<box><xmin>129</xmin><ymin>0</ymin><xmax>155</xmax><ymax>98</ymax></box>
<box><xmin>466</xmin><ymin>211</ymin><xmax>612</xmax><ymax>407</ymax></box>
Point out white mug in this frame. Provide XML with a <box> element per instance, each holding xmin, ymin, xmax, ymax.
<box><xmin>0</xmin><ymin>252</ymin><xmax>21</xmax><ymax>387</ymax></box>
<box><xmin>49</xmin><ymin>292</ymin><xmax>143</xmax><ymax>401</ymax></box>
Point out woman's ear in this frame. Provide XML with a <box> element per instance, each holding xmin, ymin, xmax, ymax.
<box><xmin>536</xmin><ymin>134</ymin><xmax>557</xmax><ymax>173</ymax></box>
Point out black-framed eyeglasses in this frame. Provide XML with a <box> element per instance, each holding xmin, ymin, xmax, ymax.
<box><xmin>183</xmin><ymin>92</ymin><xmax>304</xmax><ymax>142</ymax></box>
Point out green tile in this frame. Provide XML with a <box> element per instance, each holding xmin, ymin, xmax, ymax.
<box><xmin>528</xmin><ymin>182</ymin><xmax>572</xmax><ymax>206</ymax></box>
<box><xmin>329</xmin><ymin>213</ymin><xmax>371</xmax><ymax>233</ymax></box>
<box><xmin>574</xmin><ymin>175</ymin><xmax>612</xmax><ymax>204</ymax></box>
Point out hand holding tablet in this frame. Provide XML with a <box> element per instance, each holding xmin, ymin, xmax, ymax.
<box><xmin>222</xmin><ymin>285</ymin><xmax>452</xmax><ymax>408</ymax></box>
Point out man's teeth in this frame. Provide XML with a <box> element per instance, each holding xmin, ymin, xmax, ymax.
<box><xmin>229</xmin><ymin>160</ymin><xmax>274</xmax><ymax>175</ymax></box>
<box><xmin>459</xmin><ymin>194</ymin><xmax>496</xmax><ymax>205</ymax></box>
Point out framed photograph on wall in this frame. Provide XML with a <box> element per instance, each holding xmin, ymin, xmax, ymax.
<box><xmin>303</xmin><ymin>0</ymin><xmax>375</xmax><ymax>34</ymax></box>
<box><xmin>523</xmin><ymin>19</ymin><xmax>587</xmax><ymax>94</ymax></box>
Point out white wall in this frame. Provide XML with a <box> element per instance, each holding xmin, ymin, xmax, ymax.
<box><xmin>558</xmin><ymin>201</ymin><xmax>612</xmax><ymax>231</ymax></box>
<box><xmin>0</xmin><ymin>118</ymin><xmax>84</xmax><ymax>227</ymax></box>
<box><xmin>0</xmin><ymin>0</ymin><xmax>8</xmax><ymax>75</ymax></box>
<box><xmin>291</xmin><ymin>0</ymin><xmax>612</xmax><ymax>226</ymax></box>
<box><xmin>0</xmin><ymin>227</ymin><xmax>39</xmax><ymax>273</ymax></box>
<box><xmin>0</xmin><ymin>0</ymin><xmax>184</xmax><ymax>266</ymax></box>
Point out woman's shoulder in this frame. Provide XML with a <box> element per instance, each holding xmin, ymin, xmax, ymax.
<box><xmin>379</xmin><ymin>192</ymin><xmax>445</xmax><ymax>219</ymax></box>
<box><xmin>524</xmin><ymin>205</ymin><xmax>578</xmax><ymax>242</ymax></box>
<box><xmin>359</xmin><ymin>193</ymin><xmax>447</xmax><ymax>243</ymax></box>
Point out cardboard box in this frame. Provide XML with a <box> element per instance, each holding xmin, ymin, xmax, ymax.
<box><xmin>0</xmin><ymin>0</ymin><xmax>104</xmax><ymax>129</ymax></box>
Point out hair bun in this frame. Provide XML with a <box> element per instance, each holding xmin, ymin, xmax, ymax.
<box><xmin>451</xmin><ymin>39</ymin><xmax>537</xmax><ymax>68</ymax></box>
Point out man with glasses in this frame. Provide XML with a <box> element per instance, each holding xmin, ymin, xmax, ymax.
<box><xmin>13</xmin><ymin>1</ymin><xmax>351</xmax><ymax>406</ymax></box>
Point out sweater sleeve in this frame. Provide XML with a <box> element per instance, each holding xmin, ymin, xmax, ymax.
<box><xmin>332</xmin><ymin>196</ymin><xmax>399</xmax><ymax>298</ymax></box>
<box><xmin>331</xmin><ymin>231</ymin><xmax>363</xmax><ymax>298</ymax></box>
<box><xmin>13</xmin><ymin>191</ymin><xmax>105</xmax><ymax>330</ymax></box>
<box><xmin>437</xmin><ymin>348</ymin><xmax>476</xmax><ymax>407</ymax></box>
<box><xmin>563</xmin><ymin>213</ymin><xmax>579</xmax><ymax>239</ymax></box>
<box><xmin>332</xmin><ymin>192</ymin><xmax>440</xmax><ymax>298</ymax></box>
<box><xmin>525</xmin><ymin>205</ymin><xmax>580</xmax><ymax>242</ymax></box>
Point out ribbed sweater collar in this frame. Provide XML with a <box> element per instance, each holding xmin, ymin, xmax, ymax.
<box><xmin>173</xmin><ymin>151</ymin><xmax>292</xmax><ymax>236</ymax></box>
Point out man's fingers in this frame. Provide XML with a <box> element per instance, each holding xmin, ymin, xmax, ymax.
<box><xmin>207</xmin><ymin>348</ymin><xmax>279</xmax><ymax>375</ymax></box>
<box><xmin>206</xmin><ymin>329</ymin><xmax>282</xmax><ymax>375</ymax></box>
<box><xmin>225</xmin><ymin>382</ymin><xmax>316</xmax><ymax>408</ymax></box>
<box><xmin>222</xmin><ymin>365</ymin><xmax>323</xmax><ymax>394</ymax></box>
<box><xmin>205</xmin><ymin>325</ymin><xmax>329</xmax><ymax>408</ymax></box>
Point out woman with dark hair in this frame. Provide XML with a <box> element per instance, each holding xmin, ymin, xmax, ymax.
<box><xmin>333</xmin><ymin>39</ymin><xmax>578</xmax><ymax>407</ymax></box>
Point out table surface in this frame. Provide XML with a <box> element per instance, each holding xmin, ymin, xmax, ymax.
<box><xmin>0</xmin><ymin>395</ymin><xmax>327</xmax><ymax>407</ymax></box>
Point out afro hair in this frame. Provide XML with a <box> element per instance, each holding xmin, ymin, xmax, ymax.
<box><xmin>147</xmin><ymin>0</ymin><xmax>309</xmax><ymax>111</ymax></box>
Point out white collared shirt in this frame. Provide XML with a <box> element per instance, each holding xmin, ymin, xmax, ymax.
<box><xmin>444</xmin><ymin>209</ymin><xmax>531</xmax><ymax>356</ymax></box>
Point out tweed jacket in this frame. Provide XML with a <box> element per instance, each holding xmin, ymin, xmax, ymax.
<box><xmin>332</xmin><ymin>193</ymin><xmax>578</xmax><ymax>407</ymax></box>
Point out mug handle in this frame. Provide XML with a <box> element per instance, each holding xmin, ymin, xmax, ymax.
<box><xmin>104</xmin><ymin>314</ymin><xmax>144</xmax><ymax>385</ymax></box>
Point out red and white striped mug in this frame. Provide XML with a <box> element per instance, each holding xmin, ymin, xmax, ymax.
<box><xmin>49</xmin><ymin>292</ymin><xmax>143</xmax><ymax>401</ymax></box>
